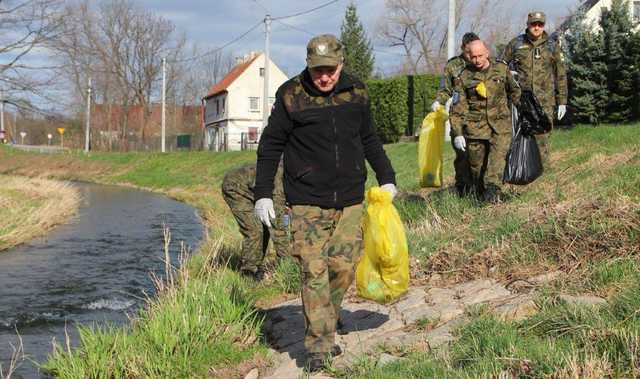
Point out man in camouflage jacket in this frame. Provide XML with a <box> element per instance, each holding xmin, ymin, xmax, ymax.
<box><xmin>253</xmin><ymin>34</ymin><xmax>397</xmax><ymax>372</ymax></box>
<box><xmin>450</xmin><ymin>40</ymin><xmax>521</xmax><ymax>202</ymax></box>
<box><xmin>222</xmin><ymin>163</ymin><xmax>288</xmax><ymax>280</ymax></box>
<box><xmin>433</xmin><ymin>32</ymin><xmax>480</xmax><ymax>196</ymax></box>
<box><xmin>501</xmin><ymin>11</ymin><xmax>568</xmax><ymax>165</ymax></box>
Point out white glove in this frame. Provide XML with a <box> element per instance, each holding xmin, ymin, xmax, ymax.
<box><xmin>380</xmin><ymin>183</ymin><xmax>398</xmax><ymax>200</ymax></box>
<box><xmin>558</xmin><ymin>105</ymin><xmax>567</xmax><ymax>120</ymax></box>
<box><xmin>431</xmin><ymin>101</ymin><xmax>441</xmax><ymax>112</ymax></box>
<box><xmin>454</xmin><ymin>136</ymin><xmax>466</xmax><ymax>152</ymax></box>
<box><xmin>445</xmin><ymin>98</ymin><xmax>453</xmax><ymax>113</ymax></box>
<box><xmin>254</xmin><ymin>198</ymin><xmax>275</xmax><ymax>228</ymax></box>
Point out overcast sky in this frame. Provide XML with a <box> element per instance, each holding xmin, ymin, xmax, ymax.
<box><xmin>137</xmin><ymin>0</ymin><xmax>582</xmax><ymax>76</ymax></box>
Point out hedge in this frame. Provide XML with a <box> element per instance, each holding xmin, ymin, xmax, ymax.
<box><xmin>366</xmin><ymin>74</ymin><xmax>440</xmax><ymax>143</ymax></box>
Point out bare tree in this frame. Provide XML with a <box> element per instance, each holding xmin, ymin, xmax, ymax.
<box><xmin>49</xmin><ymin>0</ymin><xmax>188</xmax><ymax>150</ymax></box>
<box><xmin>377</xmin><ymin>0</ymin><xmax>510</xmax><ymax>74</ymax></box>
<box><xmin>0</xmin><ymin>0</ymin><xmax>63</xmax><ymax>103</ymax></box>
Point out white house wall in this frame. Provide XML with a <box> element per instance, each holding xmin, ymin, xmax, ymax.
<box><xmin>226</xmin><ymin>54</ymin><xmax>289</xmax><ymax>129</ymax></box>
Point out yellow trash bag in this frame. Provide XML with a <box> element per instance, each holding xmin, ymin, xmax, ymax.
<box><xmin>356</xmin><ymin>187</ymin><xmax>409</xmax><ymax>303</ymax></box>
<box><xmin>418</xmin><ymin>106</ymin><xmax>448</xmax><ymax>188</ymax></box>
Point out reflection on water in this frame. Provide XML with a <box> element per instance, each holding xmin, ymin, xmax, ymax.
<box><xmin>0</xmin><ymin>182</ymin><xmax>204</xmax><ymax>378</ymax></box>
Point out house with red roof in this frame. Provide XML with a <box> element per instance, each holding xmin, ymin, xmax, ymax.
<box><xmin>203</xmin><ymin>51</ymin><xmax>288</xmax><ymax>151</ymax></box>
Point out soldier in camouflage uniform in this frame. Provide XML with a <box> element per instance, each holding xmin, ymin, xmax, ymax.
<box><xmin>222</xmin><ymin>163</ymin><xmax>288</xmax><ymax>280</ymax></box>
<box><xmin>253</xmin><ymin>34</ymin><xmax>397</xmax><ymax>372</ymax></box>
<box><xmin>450</xmin><ymin>40</ymin><xmax>521</xmax><ymax>202</ymax></box>
<box><xmin>501</xmin><ymin>11</ymin><xmax>568</xmax><ymax>166</ymax></box>
<box><xmin>433</xmin><ymin>32</ymin><xmax>480</xmax><ymax>196</ymax></box>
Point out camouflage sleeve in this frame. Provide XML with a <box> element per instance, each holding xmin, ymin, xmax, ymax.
<box><xmin>554</xmin><ymin>40</ymin><xmax>568</xmax><ymax>106</ymax></box>
<box><xmin>506</xmin><ymin>67</ymin><xmax>521</xmax><ymax>107</ymax></box>
<box><xmin>500</xmin><ymin>39</ymin><xmax>515</xmax><ymax>65</ymax></box>
<box><xmin>255</xmin><ymin>88</ymin><xmax>292</xmax><ymax>200</ymax></box>
<box><xmin>449</xmin><ymin>79</ymin><xmax>467</xmax><ymax>138</ymax></box>
<box><xmin>435</xmin><ymin>64</ymin><xmax>454</xmax><ymax>104</ymax></box>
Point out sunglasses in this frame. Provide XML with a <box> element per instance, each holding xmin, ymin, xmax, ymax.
<box><xmin>529</xmin><ymin>22</ymin><xmax>545</xmax><ymax>27</ymax></box>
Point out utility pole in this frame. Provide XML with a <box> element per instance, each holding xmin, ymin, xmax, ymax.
<box><xmin>262</xmin><ymin>14</ymin><xmax>271</xmax><ymax>129</ymax></box>
<box><xmin>445</xmin><ymin>0</ymin><xmax>456</xmax><ymax>141</ymax></box>
<box><xmin>447</xmin><ymin>0</ymin><xmax>456</xmax><ymax>60</ymax></box>
<box><xmin>85</xmin><ymin>77</ymin><xmax>92</xmax><ymax>153</ymax></box>
<box><xmin>161</xmin><ymin>57</ymin><xmax>166</xmax><ymax>153</ymax></box>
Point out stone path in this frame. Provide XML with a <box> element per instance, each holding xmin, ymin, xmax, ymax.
<box><xmin>255</xmin><ymin>273</ymin><xmax>606</xmax><ymax>379</ymax></box>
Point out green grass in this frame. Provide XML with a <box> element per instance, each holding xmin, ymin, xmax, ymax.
<box><xmin>2</xmin><ymin>124</ymin><xmax>639</xmax><ymax>377</ymax></box>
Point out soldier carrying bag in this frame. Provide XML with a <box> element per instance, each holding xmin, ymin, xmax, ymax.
<box><xmin>519</xmin><ymin>90</ymin><xmax>552</xmax><ymax>135</ymax></box>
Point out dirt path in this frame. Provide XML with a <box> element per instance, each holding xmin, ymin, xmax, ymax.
<box><xmin>256</xmin><ymin>272</ymin><xmax>606</xmax><ymax>379</ymax></box>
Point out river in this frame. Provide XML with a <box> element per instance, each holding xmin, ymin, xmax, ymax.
<box><xmin>0</xmin><ymin>182</ymin><xmax>205</xmax><ymax>378</ymax></box>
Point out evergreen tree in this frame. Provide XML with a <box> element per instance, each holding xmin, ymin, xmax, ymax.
<box><xmin>339</xmin><ymin>3</ymin><xmax>374</xmax><ymax>81</ymax></box>
<box><xmin>627</xmin><ymin>31</ymin><xmax>640</xmax><ymax>120</ymax></box>
<box><xmin>600</xmin><ymin>0</ymin><xmax>635</xmax><ymax>122</ymax></box>
<box><xmin>565</xmin><ymin>10</ymin><xmax>608</xmax><ymax>124</ymax></box>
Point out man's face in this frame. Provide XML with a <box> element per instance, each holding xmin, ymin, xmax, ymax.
<box><xmin>527</xmin><ymin>22</ymin><xmax>545</xmax><ymax>39</ymax></box>
<box><xmin>467</xmin><ymin>41</ymin><xmax>490</xmax><ymax>70</ymax></box>
<box><xmin>309</xmin><ymin>63</ymin><xmax>343</xmax><ymax>93</ymax></box>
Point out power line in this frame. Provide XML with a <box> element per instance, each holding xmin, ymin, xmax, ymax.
<box><xmin>174</xmin><ymin>20</ymin><xmax>263</xmax><ymax>63</ymax></box>
<box><xmin>251</xmin><ymin>0</ymin><xmax>270</xmax><ymax>14</ymax></box>
<box><xmin>273</xmin><ymin>19</ymin><xmax>314</xmax><ymax>36</ymax></box>
<box><xmin>272</xmin><ymin>0</ymin><xmax>342</xmax><ymax>21</ymax></box>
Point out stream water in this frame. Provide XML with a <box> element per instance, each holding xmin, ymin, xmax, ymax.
<box><xmin>0</xmin><ymin>182</ymin><xmax>205</xmax><ymax>378</ymax></box>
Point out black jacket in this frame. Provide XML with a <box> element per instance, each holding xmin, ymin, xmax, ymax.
<box><xmin>255</xmin><ymin>70</ymin><xmax>396</xmax><ymax>208</ymax></box>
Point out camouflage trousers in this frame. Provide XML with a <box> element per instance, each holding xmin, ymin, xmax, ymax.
<box><xmin>466</xmin><ymin>132</ymin><xmax>512</xmax><ymax>194</ymax></box>
<box><xmin>290</xmin><ymin>203</ymin><xmax>364</xmax><ymax>354</ymax></box>
<box><xmin>222</xmin><ymin>188</ymin><xmax>289</xmax><ymax>273</ymax></box>
<box><xmin>537</xmin><ymin>132</ymin><xmax>551</xmax><ymax>168</ymax></box>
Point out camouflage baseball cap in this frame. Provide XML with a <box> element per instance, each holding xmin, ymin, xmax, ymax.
<box><xmin>527</xmin><ymin>11</ymin><xmax>546</xmax><ymax>24</ymax></box>
<box><xmin>306</xmin><ymin>34</ymin><xmax>344</xmax><ymax>68</ymax></box>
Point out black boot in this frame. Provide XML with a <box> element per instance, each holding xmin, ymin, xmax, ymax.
<box><xmin>336</xmin><ymin>318</ymin><xmax>348</xmax><ymax>335</ymax></box>
<box><xmin>331</xmin><ymin>344</ymin><xmax>342</xmax><ymax>357</ymax></box>
<box><xmin>305</xmin><ymin>352</ymin><xmax>330</xmax><ymax>373</ymax></box>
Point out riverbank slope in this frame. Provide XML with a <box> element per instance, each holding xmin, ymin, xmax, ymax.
<box><xmin>0</xmin><ymin>175</ymin><xmax>80</xmax><ymax>251</ymax></box>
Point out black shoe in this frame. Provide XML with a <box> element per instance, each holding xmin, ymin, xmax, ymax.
<box><xmin>253</xmin><ymin>268</ymin><xmax>265</xmax><ymax>281</ymax></box>
<box><xmin>336</xmin><ymin>319</ymin><xmax>348</xmax><ymax>335</ymax></box>
<box><xmin>331</xmin><ymin>344</ymin><xmax>342</xmax><ymax>357</ymax></box>
<box><xmin>305</xmin><ymin>352</ymin><xmax>329</xmax><ymax>373</ymax></box>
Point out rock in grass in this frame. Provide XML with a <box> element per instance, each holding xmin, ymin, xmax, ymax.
<box><xmin>377</xmin><ymin>353</ymin><xmax>406</xmax><ymax>367</ymax></box>
<box><xmin>244</xmin><ymin>368</ymin><xmax>259</xmax><ymax>379</ymax></box>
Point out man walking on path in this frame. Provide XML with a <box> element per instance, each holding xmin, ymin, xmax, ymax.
<box><xmin>501</xmin><ymin>11</ymin><xmax>568</xmax><ymax>166</ymax></box>
<box><xmin>222</xmin><ymin>163</ymin><xmax>288</xmax><ymax>281</ymax></box>
<box><xmin>432</xmin><ymin>32</ymin><xmax>480</xmax><ymax>196</ymax></box>
<box><xmin>253</xmin><ymin>34</ymin><xmax>397</xmax><ymax>372</ymax></box>
<box><xmin>450</xmin><ymin>40</ymin><xmax>521</xmax><ymax>202</ymax></box>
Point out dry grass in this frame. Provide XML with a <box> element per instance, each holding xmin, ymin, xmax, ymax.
<box><xmin>0</xmin><ymin>175</ymin><xmax>80</xmax><ymax>251</ymax></box>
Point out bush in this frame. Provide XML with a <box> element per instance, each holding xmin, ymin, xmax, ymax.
<box><xmin>367</xmin><ymin>74</ymin><xmax>440</xmax><ymax>143</ymax></box>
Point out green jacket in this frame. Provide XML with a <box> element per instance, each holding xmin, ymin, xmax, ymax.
<box><xmin>501</xmin><ymin>31</ymin><xmax>568</xmax><ymax>117</ymax></box>
<box><xmin>450</xmin><ymin>59</ymin><xmax>521</xmax><ymax>140</ymax></box>
<box><xmin>436</xmin><ymin>55</ymin><xmax>467</xmax><ymax>104</ymax></box>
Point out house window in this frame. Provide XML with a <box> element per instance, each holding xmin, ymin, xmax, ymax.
<box><xmin>249</xmin><ymin>97</ymin><xmax>260</xmax><ymax>112</ymax></box>
<box><xmin>634</xmin><ymin>1</ymin><xmax>640</xmax><ymax>22</ymax></box>
<box><xmin>259</xmin><ymin>68</ymin><xmax>265</xmax><ymax>77</ymax></box>
<box><xmin>216</xmin><ymin>100</ymin><xmax>220</xmax><ymax>115</ymax></box>
<box><xmin>222</xmin><ymin>98</ymin><xmax>226</xmax><ymax>114</ymax></box>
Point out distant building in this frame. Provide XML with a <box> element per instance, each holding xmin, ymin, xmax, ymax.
<box><xmin>556</xmin><ymin>0</ymin><xmax>640</xmax><ymax>35</ymax></box>
<box><xmin>203</xmin><ymin>52</ymin><xmax>288</xmax><ymax>151</ymax></box>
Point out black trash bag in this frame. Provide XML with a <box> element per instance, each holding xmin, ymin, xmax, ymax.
<box><xmin>503</xmin><ymin>129</ymin><xmax>544</xmax><ymax>185</ymax></box>
<box><xmin>518</xmin><ymin>90</ymin><xmax>551</xmax><ymax>136</ymax></box>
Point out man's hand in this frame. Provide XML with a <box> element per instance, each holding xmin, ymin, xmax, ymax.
<box><xmin>454</xmin><ymin>136</ymin><xmax>466</xmax><ymax>152</ymax></box>
<box><xmin>380</xmin><ymin>183</ymin><xmax>398</xmax><ymax>200</ymax></box>
<box><xmin>431</xmin><ymin>101</ymin><xmax>441</xmax><ymax>112</ymax></box>
<box><xmin>254</xmin><ymin>198</ymin><xmax>275</xmax><ymax>228</ymax></box>
<box><xmin>558</xmin><ymin>105</ymin><xmax>567</xmax><ymax>120</ymax></box>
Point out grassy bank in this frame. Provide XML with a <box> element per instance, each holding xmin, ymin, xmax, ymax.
<box><xmin>1</xmin><ymin>123</ymin><xmax>639</xmax><ymax>377</ymax></box>
<box><xmin>0</xmin><ymin>175</ymin><xmax>80</xmax><ymax>251</ymax></box>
